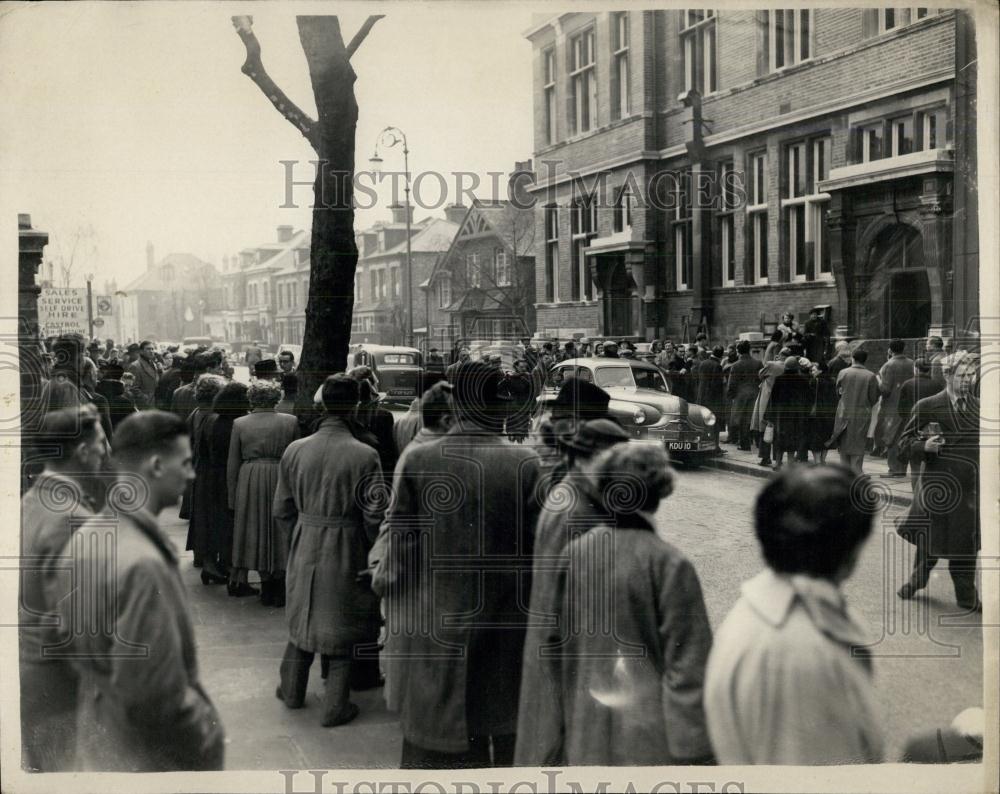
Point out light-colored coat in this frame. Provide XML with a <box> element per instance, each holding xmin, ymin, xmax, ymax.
<box><xmin>876</xmin><ymin>354</ymin><xmax>914</xmax><ymax>446</ymax></box>
<box><xmin>377</xmin><ymin>426</ymin><xmax>542</xmax><ymax>753</ymax></box>
<box><xmin>273</xmin><ymin>417</ymin><xmax>384</xmax><ymax>656</ymax></box>
<box><xmin>831</xmin><ymin>363</ymin><xmax>880</xmax><ymax>455</ymax></box>
<box><xmin>127</xmin><ymin>358</ymin><xmax>159</xmax><ymax>402</ymax></box>
<box><xmin>58</xmin><ymin>508</ymin><xmax>225</xmax><ymax>771</ymax></box>
<box><xmin>705</xmin><ymin>569</ymin><xmax>883</xmax><ymax>764</ymax></box>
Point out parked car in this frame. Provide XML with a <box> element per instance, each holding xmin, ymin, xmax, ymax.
<box><xmin>532</xmin><ymin>357</ymin><xmax>719</xmax><ymax>461</ymax></box>
<box><xmin>347</xmin><ymin>344</ymin><xmax>424</xmax><ymax>404</ymax></box>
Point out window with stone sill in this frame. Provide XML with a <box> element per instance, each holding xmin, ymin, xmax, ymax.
<box><xmin>544</xmin><ymin>204</ymin><xmax>559</xmax><ymax>303</ymax></box>
<box><xmin>672</xmin><ymin>171</ymin><xmax>692</xmax><ymax>291</ymax></box>
<box><xmin>611</xmin><ymin>13</ymin><xmax>631</xmax><ymax>120</ymax></box>
<box><xmin>613</xmin><ymin>184</ymin><xmax>633</xmax><ymax>235</ymax></box>
<box><xmin>879</xmin><ymin>8</ymin><xmax>935</xmax><ymax>34</ymax></box>
<box><xmin>716</xmin><ymin>160</ymin><xmax>736</xmax><ymax>287</ymax></box>
<box><xmin>544</xmin><ymin>48</ymin><xmax>557</xmax><ymax>145</ymax></box>
<box><xmin>681</xmin><ymin>9</ymin><xmax>718</xmax><ymax>95</ymax></box>
<box><xmin>761</xmin><ymin>9</ymin><xmax>812</xmax><ymax>73</ymax></box>
<box><xmin>855</xmin><ymin>106</ymin><xmax>948</xmax><ymax>163</ymax></box>
<box><xmin>747</xmin><ymin>151</ymin><xmax>768</xmax><ymax>285</ymax></box>
<box><xmin>782</xmin><ymin>136</ymin><xmax>831</xmax><ymax>283</ymax></box>
<box><xmin>569</xmin><ymin>27</ymin><xmax>598</xmax><ymax>136</ymax></box>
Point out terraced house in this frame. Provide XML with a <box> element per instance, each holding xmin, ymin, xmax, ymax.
<box><xmin>525</xmin><ymin>8</ymin><xmax>978</xmax><ymax>346</ymax></box>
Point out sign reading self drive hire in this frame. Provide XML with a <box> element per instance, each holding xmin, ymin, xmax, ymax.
<box><xmin>38</xmin><ymin>287</ymin><xmax>89</xmax><ymax>336</ymax></box>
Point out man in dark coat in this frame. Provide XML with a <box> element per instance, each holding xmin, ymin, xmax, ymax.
<box><xmin>274</xmin><ymin>375</ymin><xmax>385</xmax><ymax>726</ymax></box>
<box><xmin>20</xmin><ymin>407</ymin><xmax>106</xmax><ymax>771</ymax></box>
<box><xmin>726</xmin><ymin>341</ymin><xmax>759</xmax><ymax>451</ymax></box>
<box><xmin>445</xmin><ymin>347</ymin><xmax>471</xmax><ymax>383</ymax></box>
<box><xmin>376</xmin><ymin>361</ymin><xmax>542</xmax><ymax>768</ymax></box>
<box><xmin>58</xmin><ymin>411</ymin><xmax>225</xmax><ymax>771</ymax></box>
<box><xmin>803</xmin><ymin>308</ymin><xmax>831</xmax><ymax>363</ymax></box>
<box><xmin>154</xmin><ymin>354</ymin><xmax>185</xmax><ymax>412</ymax></box>
<box><xmin>764</xmin><ymin>357</ymin><xmax>812</xmax><ymax>468</ymax></box>
<box><xmin>896</xmin><ymin>352</ymin><xmax>981</xmax><ymax>611</ymax></box>
<box><xmin>695</xmin><ymin>346</ymin><xmax>726</xmax><ymax>449</ymax></box>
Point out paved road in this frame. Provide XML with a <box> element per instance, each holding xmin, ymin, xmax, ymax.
<box><xmin>167</xmin><ymin>459</ymin><xmax>984</xmax><ymax>770</ymax></box>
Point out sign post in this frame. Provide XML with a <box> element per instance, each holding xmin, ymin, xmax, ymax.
<box><xmin>86</xmin><ymin>279</ymin><xmax>94</xmax><ymax>340</ymax></box>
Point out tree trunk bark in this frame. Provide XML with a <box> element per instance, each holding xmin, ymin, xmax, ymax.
<box><xmin>295</xmin><ymin>16</ymin><xmax>358</xmax><ymax>410</ymax></box>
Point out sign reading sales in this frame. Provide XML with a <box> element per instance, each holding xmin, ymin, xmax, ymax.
<box><xmin>38</xmin><ymin>287</ymin><xmax>89</xmax><ymax>336</ymax></box>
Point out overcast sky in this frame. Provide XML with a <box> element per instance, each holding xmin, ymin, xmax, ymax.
<box><xmin>1</xmin><ymin>2</ymin><xmax>536</xmax><ymax>290</ymax></box>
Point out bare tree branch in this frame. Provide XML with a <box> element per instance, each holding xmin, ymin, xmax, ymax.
<box><xmin>232</xmin><ymin>15</ymin><xmax>320</xmax><ymax>151</ymax></box>
<box><xmin>346</xmin><ymin>15</ymin><xmax>384</xmax><ymax>59</ymax></box>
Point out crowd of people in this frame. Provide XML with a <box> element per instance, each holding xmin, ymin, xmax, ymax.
<box><xmin>18</xmin><ymin>325</ymin><xmax>982</xmax><ymax>773</ymax></box>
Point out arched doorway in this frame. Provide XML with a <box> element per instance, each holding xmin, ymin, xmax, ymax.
<box><xmin>605</xmin><ymin>259</ymin><xmax>632</xmax><ymax>337</ymax></box>
<box><xmin>886</xmin><ymin>270</ymin><xmax>932</xmax><ymax>339</ymax></box>
<box><xmin>865</xmin><ymin>223</ymin><xmax>932</xmax><ymax>339</ymax></box>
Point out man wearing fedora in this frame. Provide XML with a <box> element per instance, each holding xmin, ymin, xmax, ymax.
<box><xmin>376</xmin><ymin>361</ymin><xmax>542</xmax><ymax>768</ymax></box>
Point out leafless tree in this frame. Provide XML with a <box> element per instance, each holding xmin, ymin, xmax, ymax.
<box><xmin>232</xmin><ymin>13</ymin><xmax>382</xmax><ymax>407</ymax></box>
<box><xmin>50</xmin><ymin>224</ymin><xmax>97</xmax><ymax>288</ymax></box>
<box><xmin>470</xmin><ymin>203</ymin><xmax>536</xmax><ymax>334</ymax></box>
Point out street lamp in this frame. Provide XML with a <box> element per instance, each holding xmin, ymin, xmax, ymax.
<box><xmin>370</xmin><ymin>126</ymin><xmax>414</xmax><ymax>348</ymax></box>
<box><xmin>84</xmin><ymin>272</ymin><xmax>95</xmax><ymax>341</ymax></box>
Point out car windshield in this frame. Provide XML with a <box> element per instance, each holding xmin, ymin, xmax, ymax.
<box><xmin>594</xmin><ymin>366</ymin><xmax>636</xmax><ymax>389</ymax></box>
<box><xmin>632</xmin><ymin>367</ymin><xmax>670</xmax><ymax>392</ymax></box>
<box><xmin>382</xmin><ymin>353</ymin><xmax>417</xmax><ymax>365</ymax></box>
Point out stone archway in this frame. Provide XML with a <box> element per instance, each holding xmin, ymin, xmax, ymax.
<box><xmin>861</xmin><ymin>222</ymin><xmax>937</xmax><ymax>339</ymax></box>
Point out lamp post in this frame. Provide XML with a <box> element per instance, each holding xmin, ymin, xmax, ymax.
<box><xmin>84</xmin><ymin>272</ymin><xmax>95</xmax><ymax>341</ymax></box>
<box><xmin>370</xmin><ymin>126</ymin><xmax>414</xmax><ymax>348</ymax></box>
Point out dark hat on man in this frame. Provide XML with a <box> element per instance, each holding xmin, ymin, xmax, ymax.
<box><xmin>560</xmin><ymin>417</ymin><xmax>630</xmax><ymax>456</ymax></box>
<box><xmin>254</xmin><ymin>358</ymin><xmax>278</xmax><ymax>378</ymax></box>
<box><xmin>451</xmin><ymin>361</ymin><xmax>503</xmax><ymax>429</ymax></box>
<box><xmin>549</xmin><ymin>378</ymin><xmax>612</xmax><ymax>424</ymax></box>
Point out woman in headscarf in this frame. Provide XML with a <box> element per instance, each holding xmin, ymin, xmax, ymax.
<box><xmin>204</xmin><ymin>381</ymin><xmax>250</xmax><ymax>594</ymax></box>
<box><xmin>547</xmin><ymin>442</ymin><xmax>714</xmax><ymax>765</ymax></box>
<box><xmin>228</xmin><ymin>380</ymin><xmax>300</xmax><ymax>605</ymax></box>
<box><xmin>185</xmin><ymin>373</ymin><xmax>226</xmax><ymax>579</ymax></box>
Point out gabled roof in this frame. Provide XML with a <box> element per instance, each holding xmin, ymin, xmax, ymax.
<box><xmin>122</xmin><ymin>253</ymin><xmax>220</xmax><ymax>292</ymax></box>
<box><xmin>426</xmin><ymin>199</ymin><xmax>534</xmax><ymax>287</ymax></box>
<box><xmin>362</xmin><ymin>218</ymin><xmax>459</xmax><ymax>260</ymax></box>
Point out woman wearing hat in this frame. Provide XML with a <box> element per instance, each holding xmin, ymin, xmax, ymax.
<box><xmin>228</xmin><ymin>380</ymin><xmax>300</xmax><ymax>604</ymax></box>
<box><xmin>545</xmin><ymin>443</ymin><xmax>714</xmax><ymax>765</ymax></box>
<box><xmin>764</xmin><ymin>356</ymin><xmax>812</xmax><ymax>469</ymax></box>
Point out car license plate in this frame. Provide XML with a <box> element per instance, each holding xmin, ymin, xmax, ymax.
<box><xmin>667</xmin><ymin>441</ymin><xmax>693</xmax><ymax>451</ymax></box>
<box><xmin>389</xmin><ymin>388</ymin><xmax>415</xmax><ymax>396</ymax></box>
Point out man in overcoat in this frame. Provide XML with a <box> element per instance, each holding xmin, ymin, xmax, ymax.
<box><xmin>830</xmin><ymin>347</ymin><xmax>880</xmax><ymax>472</ymax></box>
<box><xmin>896</xmin><ymin>351</ymin><xmax>981</xmax><ymax>611</ymax></box>
<box><xmin>375</xmin><ymin>361</ymin><xmax>542</xmax><ymax>768</ymax></box>
<box><xmin>726</xmin><ymin>341</ymin><xmax>759</xmax><ymax>450</ymax></box>
<box><xmin>127</xmin><ymin>339</ymin><xmax>159</xmax><ymax>404</ymax></box>
<box><xmin>694</xmin><ymin>345</ymin><xmax>726</xmax><ymax>448</ymax></box>
<box><xmin>20</xmin><ymin>407</ymin><xmax>106</xmax><ymax>771</ymax></box>
<box><xmin>57</xmin><ymin>411</ymin><xmax>225</xmax><ymax>771</ymax></box>
<box><xmin>877</xmin><ymin>339</ymin><xmax>915</xmax><ymax>475</ymax></box>
<box><xmin>274</xmin><ymin>375</ymin><xmax>385</xmax><ymax>726</ymax></box>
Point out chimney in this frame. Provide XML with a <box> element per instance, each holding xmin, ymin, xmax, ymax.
<box><xmin>146</xmin><ymin>241</ymin><xmax>155</xmax><ymax>271</ymax></box>
<box><xmin>277</xmin><ymin>225</ymin><xmax>294</xmax><ymax>243</ymax></box>
<box><xmin>388</xmin><ymin>203</ymin><xmax>413</xmax><ymax>225</ymax></box>
<box><xmin>444</xmin><ymin>204</ymin><xmax>467</xmax><ymax>224</ymax></box>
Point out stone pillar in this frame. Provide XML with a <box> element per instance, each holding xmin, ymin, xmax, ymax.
<box><xmin>952</xmin><ymin>9</ymin><xmax>978</xmax><ymax>344</ymax></box>
<box><xmin>19</xmin><ymin>214</ymin><xmax>48</xmax><ymax>493</ymax></box>
<box><xmin>918</xmin><ymin>173</ymin><xmax>953</xmax><ymax>333</ymax></box>
<box><xmin>826</xmin><ymin>192</ymin><xmax>855</xmax><ymax>337</ymax></box>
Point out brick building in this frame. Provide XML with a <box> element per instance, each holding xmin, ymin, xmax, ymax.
<box><xmin>525</xmin><ymin>9</ymin><xmax>978</xmax><ymax>346</ymax></box>
<box><xmin>423</xmin><ymin>199</ymin><xmax>537</xmax><ymax>352</ymax></box>
<box><xmin>218</xmin><ymin>225</ymin><xmax>310</xmax><ymax>346</ymax></box>
<box><xmin>351</xmin><ymin>206</ymin><xmax>459</xmax><ymax>346</ymax></box>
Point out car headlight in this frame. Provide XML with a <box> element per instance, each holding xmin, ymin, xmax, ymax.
<box><xmin>633</xmin><ymin>406</ymin><xmax>647</xmax><ymax>425</ymax></box>
<box><xmin>701</xmin><ymin>407</ymin><xmax>716</xmax><ymax>427</ymax></box>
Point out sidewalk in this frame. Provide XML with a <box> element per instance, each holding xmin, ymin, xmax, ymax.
<box><xmin>702</xmin><ymin>432</ymin><xmax>914</xmax><ymax>507</ymax></box>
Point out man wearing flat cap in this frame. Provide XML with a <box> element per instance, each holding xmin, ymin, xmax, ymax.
<box><xmin>376</xmin><ymin>361</ymin><xmax>542</xmax><ymax>768</ymax></box>
<box><xmin>254</xmin><ymin>358</ymin><xmax>280</xmax><ymax>382</ymax></box>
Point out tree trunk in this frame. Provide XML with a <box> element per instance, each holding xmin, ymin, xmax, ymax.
<box><xmin>295</xmin><ymin>16</ymin><xmax>358</xmax><ymax>409</ymax></box>
<box><xmin>233</xmin><ymin>14</ymin><xmax>382</xmax><ymax>414</ymax></box>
